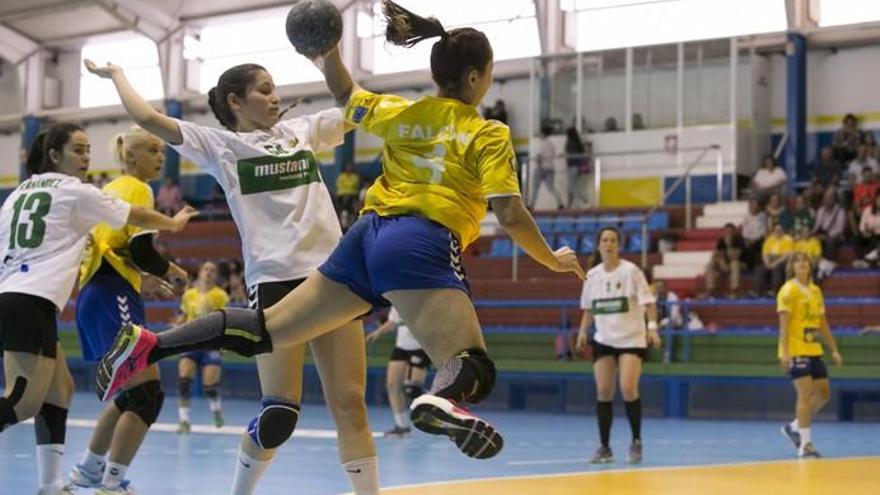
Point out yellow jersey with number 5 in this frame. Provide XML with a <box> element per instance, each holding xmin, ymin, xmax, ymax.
<box><xmin>345</xmin><ymin>89</ymin><xmax>520</xmax><ymax>248</ymax></box>
<box><xmin>777</xmin><ymin>279</ymin><xmax>825</xmax><ymax>357</ymax></box>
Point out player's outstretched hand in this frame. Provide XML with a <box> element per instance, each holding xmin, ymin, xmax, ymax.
<box><xmin>550</xmin><ymin>246</ymin><xmax>585</xmax><ymax>280</ymax></box>
<box><xmin>83</xmin><ymin>59</ymin><xmax>122</xmax><ymax>79</ymax></box>
<box><xmin>171</xmin><ymin>205</ymin><xmax>199</xmax><ymax>232</ymax></box>
<box><xmin>141</xmin><ymin>273</ymin><xmax>175</xmax><ymax>300</ymax></box>
<box><xmin>165</xmin><ymin>262</ymin><xmax>189</xmax><ymax>285</ymax></box>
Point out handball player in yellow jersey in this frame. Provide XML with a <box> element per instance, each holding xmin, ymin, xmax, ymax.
<box><xmin>96</xmin><ymin>0</ymin><xmax>584</xmax><ymax>461</ymax></box>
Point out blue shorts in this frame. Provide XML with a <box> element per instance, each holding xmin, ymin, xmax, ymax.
<box><xmin>788</xmin><ymin>356</ymin><xmax>829</xmax><ymax>380</ymax></box>
<box><xmin>318</xmin><ymin>213</ymin><xmax>470</xmax><ymax>307</ymax></box>
<box><xmin>76</xmin><ymin>272</ymin><xmax>146</xmax><ymax>362</ymax></box>
<box><xmin>180</xmin><ymin>350</ymin><xmax>223</xmax><ymax>367</ymax></box>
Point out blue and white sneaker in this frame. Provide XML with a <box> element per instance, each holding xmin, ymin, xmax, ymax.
<box><xmin>780</xmin><ymin>423</ymin><xmax>801</xmax><ymax>449</ymax></box>
<box><xmin>799</xmin><ymin>442</ymin><xmax>821</xmax><ymax>458</ymax></box>
<box><xmin>95</xmin><ymin>480</ymin><xmax>136</xmax><ymax>495</ymax></box>
<box><xmin>69</xmin><ymin>464</ymin><xmax>103</xmax><ymax>489</ymax></box>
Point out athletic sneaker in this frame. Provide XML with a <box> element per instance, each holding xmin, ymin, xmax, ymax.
<box><xmin>781</xmin><ymin>423</ymin><xmax>801</xmax><ymax>449</ymax></box>
<box><xmin>628</xmin><ymin>440</ymin><xmax>643</xmax><ymax>463</ymax></box>
<box><xmin>590</xmin><ymin>445</ymin><xmax>614</xmax><ymax>464</ymax></box>
<box><xmin>383</xmin><ymin>426</ymin><xmax>412</xmax><ymax>438</ymax></box>
<box><xmin>69</xmin><ymin>464</ymin><xmax>103</xmax><ymax>488</ymax></box>
<box><xmin>177</xmin><ymin>421</ymin><xmax>191</xmax><ymax>434</ymax></box>
<box><xmin>213</xmin><ymin>410</ymin><xmax>225</xmax><ymax>428</ymax></box>
<box><xmin>37</xmin><ymin>483</ymin><xmax>78</xmax><ymax>495</ymax></box>
<box><xmin>799</xmin><ymin>443</ymin><xmax>821</xmax><ymax>458</ymax></box>
<box><xmin>96</xmin><ymin>324</ymin><xmax>157</xmax><ymax>401</ymax></box>
<box><xmin>410</xmin><ymin>394</ymin><xmax>503</xmax><ymax>459</ymax></box>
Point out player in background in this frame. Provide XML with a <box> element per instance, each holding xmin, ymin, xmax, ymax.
<box><xmin>175</xmin><ymin>261</ymin><xmax>229</xmax><ymax>433</ymax></box>
<box><xmin>365</xmin><ymin>307</ymin><xmax>431</xmax><ymax>437</ymax></box>
<box><xmin>778</xmin><ymin>252</ymin><xmax>843</xmax><ymax>458</ymax></box>
<box><xmin>576</xmin><ymin>227</ymin><xmax>660</xmax><ymax>464</ymax></box>
<box><xmin>0</xmin><ymin>123</ymin><xmax>196</xmax><ymax>495</ymax></box>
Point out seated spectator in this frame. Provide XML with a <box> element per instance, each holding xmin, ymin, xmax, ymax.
<box><xmin>804</xmin><ymin>180</ymin><xmax>825</xmax><ymax>210</ymax></box>
<box><xmin>226</xmin><ymin>259</ymin><xmax>247</xmax><ymax>304</ymax></box>
<box><xmin>751</xmin><ymin>155</ymin><xmax>787</xmax><ymax>200</ymax></box>
<box><xmin>701</xmin><ymin>223</ymin><xmax>745</xmax><ymax>299</ymax></box>
<box><xmin>765</xmin><ymin>192</ymin><xmax>791</xmax><ymax>232</ymax></box>
<box><xmin>483</xmin><ymin>99</ymin><xmax>508</xmax><ymax>125</ymax></box>
<box><xmin>603</xmin><ymin>117</ymin><xmax>619</xmax><ymax>132</ymax></box>
<box><xmin>833</xmin><ymin>113</ymin><xmax>865</xmax><ymax>163</ymax></box>
<box><xmin>813</xmin><ymin>188</ymin><xmax>846</xmax><ymax>261</ymax></box>
<box><xmin>847</xmin><ymin>144</ymin><xmax>879</xmax><ymax>184</ymax></box>
<box><xmin>866</xmin><ymin>131</ymin><xmax>879</xmax><ymax>161</ymax></box>
<box><xmin>812</xmin><ymin>146</ymin><xmax>842</xmax><ymax>188</ymax></box>
<box><xmin>753</xmin><ymin>223</ymin><xmax>794</xmax><ymax>297</ymax></box>
<box><xmin>741</xmin><ymin>198</ymin><xmax>767</xmax><ymax>268</ymax></box>
<box><xmin>793</xmin><ymin>225</ymin><xmax>822</xmax><ymax>264</ymax></box>
<box><xmin>790</xmin><ymin>194</ymin><xmax>814</xmax><ymax>233</ymax></box>
<box><xmin>853</xmin><ymin>167</ymin><xmax>880</xmax><ymax>211</ymax></box>
<box><xmin>858</xmin><ymin>195</ymin><xmax>880</xmax><ymax>265</ymax></box>
<box><xmin>632</xmin><ymin>113</ymin><xmax>646</xmax><ymax>130</ymax></box>
<box><xmin>654</xmin><ymin>279</ymin><xmax>683</xmax><ymax>329</ymax></box>
<box><xmin>156</xmin><ymin>176</ymin><xmax>184</xmax><ymax>216</ymax></box>
<box><xmin>335</xmin><ymin>162</ymin><xmax>361</xmax><ymax>230</ymax></box>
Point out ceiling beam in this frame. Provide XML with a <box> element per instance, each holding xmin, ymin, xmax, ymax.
<box><xmin>0</xmin><ymin>22</ymin><xmax>39</xmax><ymax>64</ymax></box>
<box><xmin>96</xmin><ymin>0</ymin><xmax>169</xmax><ymax>41</ymax></box>
<box><xmin>0</xmin><ymin>0</ymin><xmax>94</xmax><ymax>23</ymax></box>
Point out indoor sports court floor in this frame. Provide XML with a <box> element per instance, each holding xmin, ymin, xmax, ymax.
<box><xmin>1</xmin><ymin>393</ymin><xmax>877</xmax><ymax>494</ymax></box>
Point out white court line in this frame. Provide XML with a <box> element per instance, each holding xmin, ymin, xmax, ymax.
<box><xmin>507</xmin><ymin>458</ymin><xmax>590</xmax><ymax>466</ymax></box>
<box><xmin>21</xmin><ymin>418</ymin><xmax>382</xmax><ymax>439</ymax></box>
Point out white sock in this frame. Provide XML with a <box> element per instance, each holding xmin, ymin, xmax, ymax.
<box><xmin>393</xmin><ymin>411</ymin><xmax>410</xmax><ymax>428</ymax></box>
<box><xmin>343</xmin><ymin>456</ymin><xmax>380</xmax><ymax>495</ymax></box>
<box><xmin>790</xmin><ymin>419</ymin><xmax>799</xmax><ymax>432</ymax></box>
<box><xmin>230</xmin><ymin>449</ymin><xmax>273</xmax><ymax>495</ymax></box>
<box><xmin>799</xmin><ymin>428</ymin><xmax>811</xmax><ymax>451</ymax></box>
<box><xmin>179</xmin><ymin>406</ymin><xmax>191</xmax><ymax>423</ymax></box>
<box><xmin>102</xmin><ymin>461</ymin><xmax>128</xmax><ymax>489</ymax></box>
<box><xmin>79</xmin><ymin>448</ymin><xmax>106</xmax><ymax>473</ymax></box>
<box><xmin>36</xmin><ymin>444</ymin><xmax>64</xmax><ymax>491</ymax></box>
<box><xmin>209</xmin><ymin>397</ymin><xmax>222</xmax><ymax>413</ymax></box>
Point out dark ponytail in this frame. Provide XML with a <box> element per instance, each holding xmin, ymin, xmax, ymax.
<box><xmin>382</xmin><ymin>0</ymin><xmax>493</xmax><ymax>96</ymax></box>
<box><xmin>207</xmin><ymin>63</ymin><xmax>266</xmax><ymax>131</ymax></box>
<box><xmin>26</xmin><ymin>123</ymin><xmax>83</xmax><ymax>177</ymax></box>
<box><xmin>588</xmin><ymin>227</ymin><xmax>621</xmax><ymax>270</ymax></box>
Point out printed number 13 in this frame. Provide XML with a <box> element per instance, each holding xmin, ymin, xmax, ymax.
<box><xmin>412</xmin><ymin>144</ymin><xmax>446</xmax><ymax>183</ymax></box>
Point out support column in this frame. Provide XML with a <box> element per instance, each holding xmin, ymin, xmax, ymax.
<box><xmin>20</xmin><ymin>115</ymin><xmax>41</xmax><ymax>180</ymax></box>
<box><xmin>785</xmin><ymin>32</ymin><xmax>807</xmax><ymax>191</ymax></box>
<box><xmin>163</xmin><ymin>99</ymin><xmax>183</xmax><ymax>184</ymax></box>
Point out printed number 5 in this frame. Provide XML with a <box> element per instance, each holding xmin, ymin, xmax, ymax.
<box><xmin>412</xmin><ymin>144</ymin><xmax>446</xmax><ymax>183</ymax></box>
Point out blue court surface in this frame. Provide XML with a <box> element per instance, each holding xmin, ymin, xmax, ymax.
<box><xmin>1</xmin><ymin>393</ymin><xmax>878</xmax><ymax>494</ymax></box>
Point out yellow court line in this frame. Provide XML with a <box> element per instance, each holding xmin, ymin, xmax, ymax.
<box><xmin>377</xmin><ymin>457</ymin><xmax>880</xmax><ymax>495</ymax></box>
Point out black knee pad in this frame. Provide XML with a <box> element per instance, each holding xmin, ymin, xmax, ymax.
<box><xmin>204</xmin><ymin>385</ymin><xmax>220</xmax><ymax>400</ymax></box>
<box><xmin>120</xmin><ymin>380</ymin><xmax>164</xmax><ymax>426</ymax></box>
<box><xmin>0</xmin><ymin>377</ymin><xmax>26</xmax><ymax>431</ymax></box>
<box><xmin>431</xmin><ymin>348</ymin><xmax>496</xmax><ymax>404</ymax></box>
<box><xmin>403</xmin><ymin>383</ymin><xmax>424</xmax><ymax>402</ymax></box>
<box><xmin>178</xmin><ymin>377</ymin><xmax>193</xmax><ymax>400</ymax></box>
<box><xmin>35</xmin><ymin>403</ymin><xmax>68</xmax><ymax>445</ymax></box>
<box><xmin>247</xmin><ymin>398</ymin><xmax>301</xmax><ymax>450</ymax></box>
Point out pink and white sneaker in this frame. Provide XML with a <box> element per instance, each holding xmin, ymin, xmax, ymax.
<box><xmin>410</xmin><ymin>394</ymin><xmax>504</xmax><ymax>459</ymax></box>
<box><xmin>96</xmin><ymin>324</ymin><xmax>157</xmax><ymax>401</ymax></box>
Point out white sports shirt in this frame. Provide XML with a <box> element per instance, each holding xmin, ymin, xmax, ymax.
<box><xmin>580</xmin><ymin>259</ymin><xmax>656</xmax><ymax>348</ymax></box>
<box><xmin>172</xmin><ymin>108</ymin><xmax>345</xmax><ymax>286</ymax></box>
<box><xmin>0</xmin><ymin>173</ymin><xmax>131</xmax><ymax>310</ymax></box>
<box><xmin>388</xmin><ymin>307</ymin><xmax>421</xmax><ymax>351</ymax></box>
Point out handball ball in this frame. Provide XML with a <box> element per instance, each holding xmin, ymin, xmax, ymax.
<box><xmin>286</xmin><ymin>0</ymin><xmax>343</xmax><ymax>59</ymax></box>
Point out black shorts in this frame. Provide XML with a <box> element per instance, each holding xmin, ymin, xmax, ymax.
<box><xmin>0</xmin><ymin>292</ymin><xmax>58</xmax><ymax>358</ymax></box>
<box><xmin>591</xmin><ymin>341</ymin><xmax>647</xmax><ymax>361</ymax></box>
<box><xmin>247</xmin><ymin>279</ymin><xmax>306</xmax><ymax>310</ymax></box>
<box><xmin>788</xmin><ymin>356</ymin><xmax>828</xmax><ymax>380</ymax></box>
<box><xmin>389</xmin><ymin>347</ymin><xmax>431</xmax><ymax>369</ymax></box>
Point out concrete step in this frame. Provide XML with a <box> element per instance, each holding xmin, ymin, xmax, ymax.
<box><xmin>653</xmin><ymin>264</ymin><xmax>705</xmax><ymax>279</ymax></box>
<box><xmin>662</xmin><ymin>250</ymin><xmax>713</xmax><ymax>266</ymax></box>
<box><xmin>680</xmin><ymin>228</ymin><xmax>724</xmax><ymax>241</ymax></box>
<box><xmin>696</xmin><ymin>215</ymin><xmax>745</xmax><ymax>229</ymax></box>
<box><xmin>703</xmin><ymin>201</ymin><xmax>750</xmax><ymax>217</ymax></box>
<box><xmin>676</xmin><ymin>239</ymin><xmax>718</xmax><ymax>251</ymax></box>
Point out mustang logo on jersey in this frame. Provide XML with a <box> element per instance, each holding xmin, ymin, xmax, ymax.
<box><xmin>237</xmin><ymin>150</ymin><xmax>320</xmax><ymax>195</ymax></box>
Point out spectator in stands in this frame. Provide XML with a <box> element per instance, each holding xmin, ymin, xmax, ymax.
<box><xmin>866</xmin><ymin>131</ymin><xmax>880</xmax><ymax>162</ymax></box>
<box><xmin>847</xmin><ymin>145</ymin><xmax>880</xmax><ymax>185</ymax></box>
<box><xmin>632</xmin><ymin>113</ymin><xmax>645</xmax><ymax>130</ymax></box>
<box><xmin>482</xmin><ymin>99</ymin><xmax>508</xmax><ymax>125</ymax></box>
<box><xmin>226</xmin><ymin>259</ymin><xmax>247</xmax><ymax>304</ymax></box>
<box><xmin>804</xmin><ymin>180</ymin><xmax>825</xmax><ymax>210</ymax></box>
<box><xmin>812</xmin><ymin>146</ymin><xmax>842</xmax><ymax>188</ymax></box>
<box><xmin>335</xmin><ymin>162</ymin><xmax>361</xmax><ymax>230</ymax></box>
<box><xmin>858</xmin><ymin>194</ymin><xmax>880</xmax><ymax>265</ymax></box>
<box><xmin>793</xmin><ymin>225</ymin><xmax>822</xmax><ymax>265</ymax></box>
<box><xmin>701</xmin><ymin>223</ymin><xmax>745</xmax><ymax>299</ymax></box>
<box><xmin>853</xmin><ymin>167</ymin><xmax>880</xmax><ymax>212</ymax></box>
<box><xmin>813</xmin><ymin>188</ymin><xmax>846</xmax><ymax>261</ymax></box>
<box><xmin>603</xmin><ymin>117</ymin><xmax>619</xmax><ymax>132</ymax></box>
<box><xmin>751</xmin><ymin>155</ymin><xmax>787</xmax><ymax>200</ymax></box>
<box><xmin>654</xmin><ymin>279</ymin><xmax>683</xmax><ymax>329</ymax></box>
<box><xmin>564</xmin><ymin>126</ymin><xmax>590</xmax><ymax>207</ymax></box>
<box><xmin>157</xmin><ymin>176</ymin><xmax>184</xmax><ymax>216</ymax></box>
<box><xmin>742</xmin><ymin>198</ymin><xmax>768</xmax><ymax>268</ymax></box>
<box><xmin>531</xmin><ymin>126</ymin><xmax>564</xmax><ymax>209</ymax></box>
<box><xmin>833</xmin><ymin>113</ymin><xmax>865</xmax><ymax>163</ymax></box>
<box><xmin>766</xmin><ymin>192</ymin><xmax>791</xmax><ymax>232</ymax></box>
<box><xmin>790</xmin><ymin>194</ymin><xmax>814</xmax><ymax>233</ymax></box>
<box><xmin>753</xmin><ymin>223</ymin><xmax>794</xmax><ymax>297</ymax></box>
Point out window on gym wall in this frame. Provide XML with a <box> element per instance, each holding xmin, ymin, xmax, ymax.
<box><xmin>80</xmin><ymin>33</ymin><xmax>164</xmax><ymax>108</ymax></box>
<box><xmin>818</xmin><ymin>0</ymin><xmax>880</xmax><ymax>27</ymax></box>
<box><xmin>360</xmin><ymin>0</ymin><xmax>541</xmax><ymax>75</ymax></box>
<box><xmin>197</xmin><ymin>6</ymin><xmax>323</xmax><ymax>94</ymax></box>
<box><xmin>562</xmin><ymin>0</ymin><xmax>787</xmax><ymax>52</ymax></box>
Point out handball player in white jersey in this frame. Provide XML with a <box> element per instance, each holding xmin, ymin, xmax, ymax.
<box><xmin>576</xmin><ymin>227</ymin><xmax>660</xmax><ymax>464</ymax></box>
